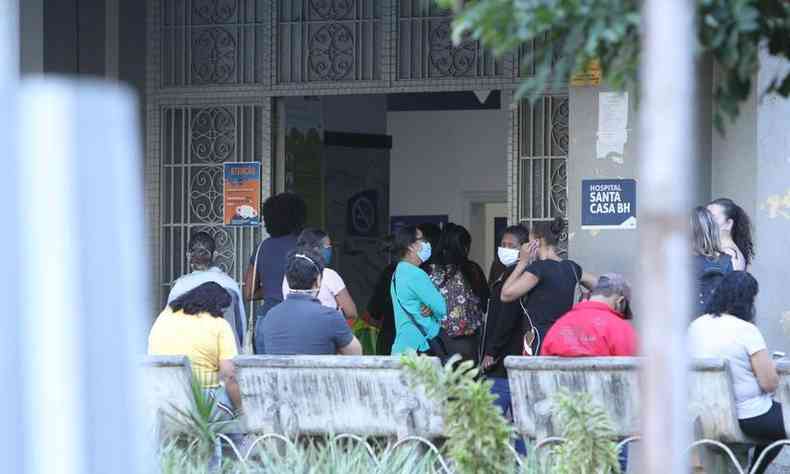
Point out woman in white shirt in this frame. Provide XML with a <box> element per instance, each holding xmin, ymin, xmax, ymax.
<box><xmin>688</xmin><ymin>271</ymin><xmax>784</xmax><ymax>474</ymax></box>
<box><xmin>282</xmin><ymin>228</ymin><xmax>359</xmax><ymax>320</ymax></box>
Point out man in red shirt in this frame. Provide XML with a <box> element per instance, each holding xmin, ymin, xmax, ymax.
<box><xmin>541</xmin><ymin>273</ymin><xmax>637</xmax><ymax>356</ymax></box>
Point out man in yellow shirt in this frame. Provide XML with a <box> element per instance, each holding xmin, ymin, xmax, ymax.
<box><xmin>148</xmin><ymin>282</ymin><xmax>241</xmax><ymax>412</ymax></box>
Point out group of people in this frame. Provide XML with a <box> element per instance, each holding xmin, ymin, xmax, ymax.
<box><xmin>690</xmin><ymin>199</ymin><xmax>783</xmax><ymax>474</ymax></box>
<box><xmin>143</xmin><ymin>191</ymin><xmax>783</xmax><ymax>473</ymax></box>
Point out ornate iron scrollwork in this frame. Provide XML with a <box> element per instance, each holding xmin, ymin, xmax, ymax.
<box><xmin>309</xmin><ymin>0</ymin><xmax>354</xmax><ymax>20</ymax></box>
<box><xmin>190</xmin><ymin>167</ymin><xmax>223</xmax><ymax>223</ymax></box>
<box><xmin>191</xmin><ymin>107</ymin><xmax>236</xmax><ymax>163</ymax></box>
<box><xmin>551</xmin><ymin>99</ymin><xmax>570</xmax><ymax>155</ymax></box>
<box><xmin>428</xmin><ymin>20</ymin><xmax>477</xmax><ymax>77</ymax></box>
<box><xmin>193</xmin><ymin>0</ymin><xmax>237</xmax><ymax>24</ymax></box>
<box><xmin>309</xmin><ymin>23</ymin><xmax>355</xmax><ymax>81</ymax></box>
<box><xmin>192</xmin><ymin>27</ymin><xmax>237</xmax><ymax>84</ymax></box>
<box><xmin>551</xmin><ymin>161</ymin><xmax>568</xmax><ymax>215</ymax></box>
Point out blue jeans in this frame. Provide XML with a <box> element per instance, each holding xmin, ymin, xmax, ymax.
<box><xmin>489</xmin><ymin>377</ymin><xmax>527</xmax><ymax>455</ymax></box>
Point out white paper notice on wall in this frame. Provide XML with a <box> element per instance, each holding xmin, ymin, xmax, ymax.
<box><xmin>596</xmin><ymin>92</ymin><xmax>629</xmax><ymax>162</ymax></box>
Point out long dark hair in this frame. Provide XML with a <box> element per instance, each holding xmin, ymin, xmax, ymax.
<box><xmin>704</xmin><ymin>271</ymin><xmax>758</xmax><ymax>322</ymax></box>
<box><xmin>433</xmin><ymin>223</ymin><xmax>487</xmax><ymax>300</ymax></box>
<box><xmin>169</xmin><ymin>282</ymin><xmax>230</xmax><ymax>318</ymax></box>
<box><xmin>709</xmin><ymin>198</ymin><xmax>754</xmax><ymax>266</ymax></box>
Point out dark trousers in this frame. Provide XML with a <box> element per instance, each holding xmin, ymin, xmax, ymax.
<box><xmin>739</xmin><ymin>401</ymin><xmax>787</xmax><ymax>474</ymax></box>
<box><xmin>440</xmin><ymin>330</ymin><xmax>480</xmax><ymax>365</ymax></box>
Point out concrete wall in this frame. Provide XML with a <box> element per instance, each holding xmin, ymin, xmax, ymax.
<box><xmin>387</xmin><ymin>108</ymin><xmax>509</xmax><ymax>227</ymax></box>
<box><xmin>567</xmin><ymin>64</ymin><xmax>715</xmax><ymax>283</ymax></box>
<box><xmin>752</xmin><ymin>52</ymin><xmax>790</xmax><ymax>353</ymax></box>
<box><xmin>566</xmin><ymin>86</ymin><xmax>641</xmax><ymax>279</ymax></box>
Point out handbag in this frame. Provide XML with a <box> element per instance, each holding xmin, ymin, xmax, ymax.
<box><xmin>392</xmin><ymin>275</ymin><xmax>450</xmax><ymax>363</ymax></box>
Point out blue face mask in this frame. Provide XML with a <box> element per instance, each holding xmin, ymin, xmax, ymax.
<box><xmin>417</xmin><ymin>241</ymin><xmax>432</xmax><ymax>263</ymax></box>
<box><xmin>322</xmin><ymin>247</ymin><xmax>333</xmax><ymax>265</ymax></box>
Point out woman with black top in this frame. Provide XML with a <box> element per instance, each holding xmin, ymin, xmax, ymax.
<box><xmin>501</xmin><ymin>217</ymin><xmax>596</xmax><ymax>355</ymax></box>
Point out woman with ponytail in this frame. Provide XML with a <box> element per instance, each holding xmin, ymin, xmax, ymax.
<box><xmin>501</xmin><ymin>217</ymin><xmax>596</xmax><ymax>354</ymax></box>
<box><xmin>708</xmin><ymin>198</ymin><xmax>755</xmax><ymax>271</ymax></box>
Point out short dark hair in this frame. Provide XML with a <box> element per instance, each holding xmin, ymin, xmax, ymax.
<box><xmin>704</xmin><ymin>271</ymin><xmax>759</xmax><ymax>322</ymax></box>
<box><xmin>188</xmin><ymin>231</ymin><xmax>216</xmax><ymax>266</ymax></box>
<box><xmin>392</xmin><ymin>225</ymin><xmax>419</xmax><ymax>260</ymax></box>
<box><xmin>285</xmin><ymin>247</ymin><xmax>325</xmax><ymax>290</ymax></box>
<box><xmin>531</xmin><ymin>217</ymin><xmax>565</xmax><ymax>247</ymax></box>
<box><xmin>502</xmin><ymin>224</ymin><xmax>530</xmax><ymax>245</ymax></box>
<box><xmin>262</xmin><ymin>193</ymin><xmax>307</xmax><ymax>237</ymax></box>
<box><xmin>297</xmin><ymin>228</ymin><xmax>328</xmax><ymax>252</ymax></box>
<box><xmin>169</xmin><ymin>282</ymin><xmax>231</xmax><ymax>318</ymax></box>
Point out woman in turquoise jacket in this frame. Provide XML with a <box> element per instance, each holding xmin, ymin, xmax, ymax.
<box><xmin>390</xmin><ymin>225</ymin><xmax>448</xmax><ymax>355</ymax></box>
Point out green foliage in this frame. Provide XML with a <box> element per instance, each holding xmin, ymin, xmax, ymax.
<box><xmin>548</xmin><ymin>389</ymin><xmax>621</xmax><ymax>474</ymax></box>
<box><xmin>159</xmin><ymin>437</ymin><xmax>445</xmax><ymax>473</ymax></box>
<box><xmin>165</xmin><ymin>378</ymin><xmax>237</xmax><ymax>461</ymax></box>
<box><xmin>400</xmin><ymin>353</ymin><xmax>516</xmax><ymax>474</ymax></box>
<box><xmin>437</xmin><ymin>0</ymin><xmax>790</xmax><ymax>131</ymax></box>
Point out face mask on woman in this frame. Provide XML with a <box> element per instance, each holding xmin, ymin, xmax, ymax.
<box><xmin>497</xmin><ymin>247</ymin><xmax>519</xmax><ymax>266</ymax></box>
<box><xmin>322</xmin><ymin>247</ymin><xmax>333</xmax><ymax>265</ymax></box>
<box><xmin>417</xmin><ymin>241</ymin><xmax>432</xmax><ymax>263</ymax></box>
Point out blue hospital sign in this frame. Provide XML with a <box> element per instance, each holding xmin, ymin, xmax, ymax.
<box><xmin>581</xmin><ymin>179</ymin><xmax>637</xmax><ymax>230</ymax></box>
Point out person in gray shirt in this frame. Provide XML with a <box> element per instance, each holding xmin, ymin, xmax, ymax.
<box><xmin>260</xmin><ymin>247</ymin><xmax>362</xmax><ymax>356</ymax></box>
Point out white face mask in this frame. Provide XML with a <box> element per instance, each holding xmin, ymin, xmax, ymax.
<box><xmin>497</xmin><ymin>247</ymin><xmax>519</xmax><ymax>266</ymax></box>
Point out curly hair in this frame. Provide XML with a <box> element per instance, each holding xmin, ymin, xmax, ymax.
<box><xmin>262</xmin><ymin>193</ymin><xmax>307</xmax><ymax>237</ymax></box>
<box><xmin>169</xmin><ymin>282</ymin><xmax>231</xmax><ymax>318</ymax></box>
<box><xmin>704</xmin><ymin>271</ymin><xmax>759</xmax><ymax>322</ymax></box>
<box><xmin>709</xmin><ymin>198</ymin><xmax>755</xmax><ymax>266</ymax></box>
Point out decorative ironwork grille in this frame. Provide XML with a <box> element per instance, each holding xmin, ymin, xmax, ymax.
<box><xmin>161</xmin><ymin>0</ymin><xmax>267</xmax><ymax>86</ymax></box>
<box><xmin>517</xmin><ymin>96</ymin><xmax>569</xmax><ymax>251</ymax></box>
<box><xmin>397</xmin><ymin>0</ymin><xmax>503</xmax><ymax>80</ymax></box>
<box><xmin>276</xmin><ymin>0</ymin><xmax>381</xmax><ymax>83</ymax></box>
<box><xmin>160</xmin><ymin>105</ymin><xmax>264</xmax><ymax>304</ymax></box>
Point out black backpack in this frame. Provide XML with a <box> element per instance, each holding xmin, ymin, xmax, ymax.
<box><xmin>696</xmin><ymin>258</ymin><xmax>727</xmax><ymax>316</ymax></box>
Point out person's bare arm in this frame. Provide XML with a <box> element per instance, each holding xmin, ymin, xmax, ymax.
<box><xmin>751</xmin><ymin>349</ymin><xmax>779</xmax><ymax>393</ymax></box>
<box><xmin>501</xmin><ymin>242</ymin><xmax>540</xmax><ymax>302</ymax></box>
<box><xmin>337</xmin><ymin>336</ymin><xmax>363</xmax><ymax>355</ymax></box>
<box><xmin>219</xmin><ymin>359</ymin><xmax>242</xmax><ymax>411</ymax></box>
<box><xmin>335</xmin><ymin>289</ymin><xmax>359</xmax><ymax>320</ymax></box>
<box><xmin>243</xmin><ymin>265</ymin><xmax>263</xmax><ymax>301</ymax></box>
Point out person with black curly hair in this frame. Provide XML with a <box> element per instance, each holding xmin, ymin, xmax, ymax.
<box><xmin>689</xmin><ymin>272</ymin><xmax>784</xmax><ymax>474</ymax></box>
<box><xmin>149</xmin><ymin>282</ymin><xmax>241</xmax><ymax>413</ymax></box>
<box><xmin>243</xmin><ymin>193</ymin><xmax>307</xmax><ymax>351</ymax></box>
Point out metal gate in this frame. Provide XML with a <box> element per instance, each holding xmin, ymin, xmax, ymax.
<box><xmin>516</xmin><ymin>95</ymin><xmax>569</xmax><ymax>252</ymax></box>
<box><xmin>159</xmin><ymin>105</ymin><xmax>266</xmax><ymax>305</ymax></box>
